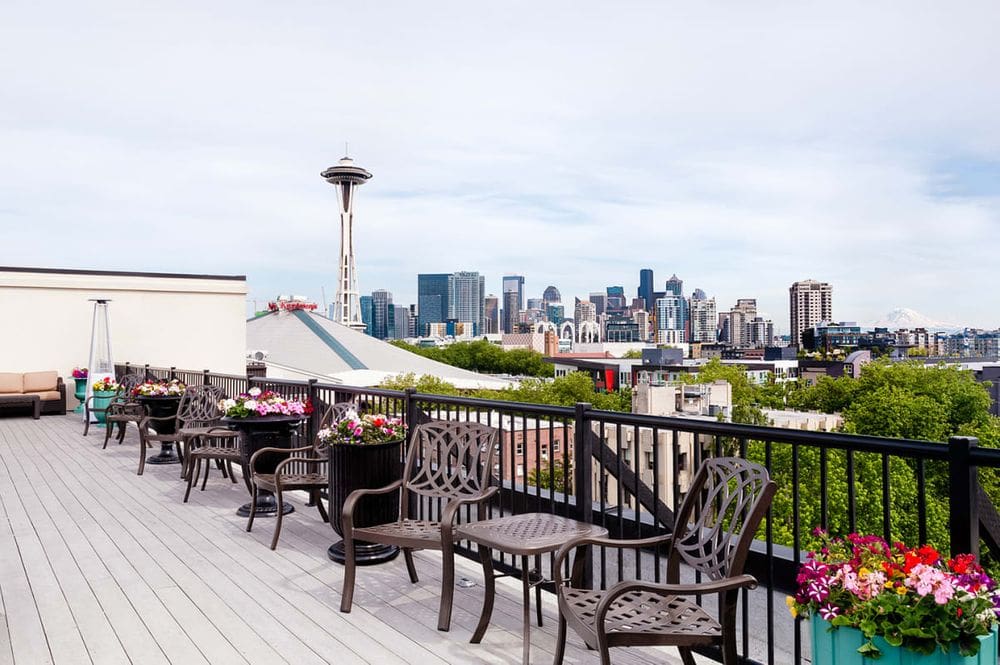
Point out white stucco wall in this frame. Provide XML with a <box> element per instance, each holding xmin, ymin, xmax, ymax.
<box><xmin>0</xmin><ymin>268</ymin><xmax>247</xmax><ymax>404</ymax></box>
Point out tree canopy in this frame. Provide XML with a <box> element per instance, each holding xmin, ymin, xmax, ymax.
<box><xmin>390</xmin><ymin>339</ymin><xmax>554</xmax><ymax>377</ymax></box>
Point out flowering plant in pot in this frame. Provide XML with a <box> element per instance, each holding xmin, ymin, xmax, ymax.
<box><xmin>92</xmin><ymin>377</ymin><xmax>118</xmax><ymax>393</ymax></box>
<box><xmin>72</xmin><ymin>367</ymin><xmax>89</xmax><ymax>379</ymax></box>
<box><xmin>133</xmin><ymin>379</ymin><xmax>186</xmax><ymax>397</ymax></box>
<box><xmin>317</xmin><ymin>410</ymin><xmax>407</xmax><ymax>445</ymax></box>
<box><xmin>219</xmin><ymin>387</ymin><xmax>311</xmax><ymax>418</ymax></box>
<box><xmin>789</xmin><ymin>529</ymin><xmax>1000</xmax><ymax>659</ymax></box>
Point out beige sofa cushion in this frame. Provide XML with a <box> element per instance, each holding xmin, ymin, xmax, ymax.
<box><xmin>23</xmin><ymin>371</ymin><xmax>58</xmax><ymax>393</ymax></box>
<box><xmin>24</xmin><ymin>390</ymin><xmax>62</xmax><ymax>401</ymax></box>
<box><xmin>0</xmin><ymin>373</ymin><xmax>23</xmax><ymax>394</ymax></box>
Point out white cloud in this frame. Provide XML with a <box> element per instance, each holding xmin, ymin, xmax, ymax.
<box><xmin>2</xmin><ymin>0</ymin><xmax>999</xmax><ymax>329</ymax></box>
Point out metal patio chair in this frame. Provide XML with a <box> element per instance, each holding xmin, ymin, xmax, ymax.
<box><xmin>139</xmin><ymin>384</ymin><xmax>234</xmax><ymax>476</ymax></box>
<box><xmin>245</xmin><ymin>401</ymin><xmax>356</xmax><ymax>549</ymax></box>
<box><xmin>339</xmin><ymin>420</ymin><xmax>499</xmax><ymax>632</ymax></box>
<box><xmin>552</xmin><ymin>456</ymin><xmax>777</xmax><ymax>665</ymax></box>
<box><xmin>84</xmin><ymin>373</ymin><xmax>143</xmax><ymax>439</ymax></box>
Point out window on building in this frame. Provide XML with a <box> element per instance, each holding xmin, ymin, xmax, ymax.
<box><xmin>516</xmin><ymin>442</ymin><xmax>523</xmax><ymax>456</ymax></box>
<box><xmin>679</xmin><ymin>452</ymin><xmax>688</xmax><ymax>471</ymax></box>
<box><xmin>552</xmin><ymin>439</ymin><xmax>560</xmax><ymax>452</ymax></box>
<box><xmin>645</xmin><ymin>451</ymin><xmax>654</xmax><ymax>470</ymax></box>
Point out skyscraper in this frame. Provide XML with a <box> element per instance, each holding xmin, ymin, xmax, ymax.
<box><xmin>484</xmin><ymin>294</ymin><xmax>499</xmax><ymax>334</ymax></box>
<box><xmin>589</xmin><ymin>292</ymin><xmax>607</xmax><ymax>317</ymax></box>
<box><xmin>393</xmin><ymin>305</ymin><xmax>409</xmax><ymax>340</ymax></box>
<box><xmin>502</xmin><ymin>275</ymin><xmax>524</xmax><ymax>333</ymax></box>
<box><xmin>606</xmin><ymin>286</ymin><xmax>626</xmax><ymax>316</ymax></box>
<box><xmin>542</xmin><ymin>285</ymin><xmax>561</xmax><ymax>306</ymax></box>
<box><xmin>371</xmin><ymin>289</ymin><xmax>394</xmax><ymax>340</ymax></box>
<box><xmin>321</xmin><ymin>155</ymin><xmax>372</xmax><ymax>331</ymax></box>
<box><xmin>728</xmin><ymin>298</ymin><xmax>757</xmax><ymax>348</ymax></box>
<box><xmin>689</xmin><ymin>291</ymin><xmax>718</xmax><ymax>342</ymax></box>
<box><xmin>655</xmin><ymin>294</ymin><xmax>686</xmax><ymax>344</ymax></box>
<box><xmin>359</xmin><ymin>295</ymin><xmax>374</xmax><ymax>337</ymax></box>
<box><xmin>638</xmin><ymin>268</ymin><xmax>654</xmax><ymax>312</ymax></box>
<box><xmin>417</xmin><ymin>273</ymin><xmax>450</xmax><ymax>335</ymax></box>
<box><xmin>790</xmin><ymin>280</ymin><xmax>833</xmax><ymax>348</ymax></box>
<box><xmin>448</xmin><ymin>271</ymin><xmax>486</xmax><ymax>335</ymax></box>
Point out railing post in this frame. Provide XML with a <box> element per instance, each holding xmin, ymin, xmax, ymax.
<box><xmin>948</xmin><ymin>436</ymin><xmax>980</xmax><ymax>557</ymax></box>
<box><xmin>307</xmin><ymin>379</ymin><xmax>318</xmax><ymax>443</ymax></box>
<box><xmin>203</xmin><ymin>369</ymin><xmax>210</xmax><ymax>386</ymax></box>
<box><xmin>169</xmin><ymin>366</ymin><xmax>176</xmax><ymax>380</ymax></box>
<box><xmin>143</xmin><ymin>363</ymin><xmax>150</xmax><ymax>379</ymax></box>
<box><xmin>573</xmin><ymin>402</ymin><xmax>594</xmax><ymax>588</ymax></box>
<box><xmin>404</xmin><ymin>388</ymin><xmax>419</xmax><ymax>520</ymax></box>
<box><xmin>124</xmin><ymin>362</ymin><xmax>130</xmax><ymax>375</ymax></box>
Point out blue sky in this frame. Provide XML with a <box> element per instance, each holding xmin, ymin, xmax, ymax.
<box><xmin>3</xmin><ymin>1</ymin><xmax>999</xmax><ymax>331</ymax></box>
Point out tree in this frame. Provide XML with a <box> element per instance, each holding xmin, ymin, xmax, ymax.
<box><xmin>680</xmin><ymin>359</ymin><xmax>768</xmax><ymax>425</ymax></box>
<box><xmin>390</xmin><ymin>339</ymin><xmax>554</xmax><ymax>377</ymax></box>
<box><xmin>621</xmin><ymin>349</ymin><xmax>643</xmax><ymax>359</ymax></box>
<box><xmin>527</xmin><ymin>457</ymin><xmax>573</xmax><ymax>493</ymax></box>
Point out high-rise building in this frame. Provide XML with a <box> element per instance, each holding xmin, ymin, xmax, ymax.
<box><xmin>633</xmin><ymin>310</ymin><xmax>650</xmax><ymax>342</ymax></box>
<box><xmin>484</xmin><ymin>294</ymin><xmax>499</xmax><ymax>334</ymax></box>
<box><xmin>526</xmin><ymin>297</ymin><xmax>544</xmax><ymax>311</ymax></box>
<box><xmin>748</xmin><ymin>316</ymin><xmax>774</xmax><ymax>347</ymax></box>
<box><xmin>664</xmin><ymin>274</ymin><xmax>683</xmax><ymax>296</ymax></box>
<box><xmin>790</xmin><ymin>280</ymin><xmax>833</xmax><ymax>348</ymax></box>
<box><xmin>542</xmin><ymin>285</ymin><xmax>561</xmax><ymax>306</ymax></box>
<box><xmin>689</xmin><ymin>292</ymin><xmax>717</xmax><ymax>342</ymax></box>
<box><xmin>502</xmin><ymin>275</ymin><xmax>524</xmax><ymax>334</ymax></box>
<box><xmin>589</xmin><ymin>292</ymin><xmax>607</xmax><ymax>317</ymax></box>
<box><xmin>321</xmin><ymin>155</ymin><xmax>372</xmax><ymax>331</ymax></box>
<box><xmin>638</xmin><ymin>268</ymin><xmax>654</xmax><ymax>312</ymax></box>
<box><xmin>417</xmin><ymin>274</ymin><xmax>450</xmax><ymax>336</ymax></box>
<box><xmin>661</xmin><ymin>275</ymin><xmax>687</xmax><ymax>337</ymax></box>
<box><xmin>393</xmin><ymin>305</ymin><xmax>409</xmax><ymax>340</ymax></box>
<box><xmin>574</xmin><ymin>298</ymin><xmax>596</xmax><ymax>324</ymax></box>
<box><xmin>655</xmin><ymin>294</ymin><xmax>686</xmax><ymax>344</ymax></box>
<box><xmin>448</xmin><ymin>271</ymin><xmax>486</xmax><ymax>335</ymax></box>
<box><xmin>728</xmin><ymin>298</ymin><xmax>757</xmax><ymax>348</ymax></box>
<box><xmin>359</xmin><ymin>295</ymin><xmax>374</xmax><ymax>337</ymax></box>
<box><xmin>546</xmin><ymin>304</ymin><xmax>565</xmax><ymax>325</ymax></box>
<box><xmin>407</xmin><ymin>304</ymin><xmax>418</xmax><ymax>338</ymax></box>
<box><xmin>606</xmin><ymin>286</ymin><xmax>626</xmax><ymax>316</ymax></box>
<box><xmin>371</xmin><ymin>289</ymin><xmax>394</xmax><ymax>340</ymax></box>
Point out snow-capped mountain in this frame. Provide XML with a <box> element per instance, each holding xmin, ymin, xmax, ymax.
<box><xmin>870</xmin><ymin>308</ymin><xmax>961</xmax><ymax>332</ymax></box>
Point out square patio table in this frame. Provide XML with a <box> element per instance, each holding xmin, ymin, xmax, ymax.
<box><xmin>456</xmin><ymin>512</ymin><xmax>608</xmax><ymax>665</ymax></box>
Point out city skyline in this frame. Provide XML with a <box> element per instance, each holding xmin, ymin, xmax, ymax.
<box><xmin>4</xmin><ymin>2</ymin><xmax>999</xmax><ymax>328</ymax></box>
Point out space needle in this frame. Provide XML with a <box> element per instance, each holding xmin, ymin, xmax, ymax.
<box><xmin>322</xmin><ymin>153</ymin><xmax>372</xmax><ymax>331</ymax></box>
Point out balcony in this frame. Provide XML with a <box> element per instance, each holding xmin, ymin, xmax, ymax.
<box><xmin>7</xmin><ymin>362</ymin><xmax>1000</xmax><ymax>665</ymax></box>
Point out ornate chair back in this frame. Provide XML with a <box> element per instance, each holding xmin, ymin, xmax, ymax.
<box><xmin>113</xmin><ymin>374</ymin><xmax>144</xmax><ymax>404</ymax></box>
<box><xmin>400</xmin><ymin>421</ymin><xmax>498</xmax><ymax>519</ymax></box>
<box><xmin>666</xmin><ymin>456</ymin><xmax>776</xmax><ymax>584</ymax></box>
<box><xmin>176</xmin><ymin>384</ymin><xmax>226</xmax><ymax>429</ymax></box>
<box><xmin>312</xmin><ymin>401</ymin><xmax>359</xmax><ymax>453</ymax></box>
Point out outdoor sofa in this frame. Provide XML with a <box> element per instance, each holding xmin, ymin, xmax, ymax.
<box><xmin>0</xmin><ymin>371</ymin><xmax>66</xmax><ymax>419</ymax></box>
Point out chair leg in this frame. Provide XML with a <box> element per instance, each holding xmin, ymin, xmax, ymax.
<box><xmin>437</xmin><ymin>541</ymin><xmax>455</xmax><ymax>632</ymax></box>
<box><xmin>314</xmin><ymin>491</ymin><xmax>329</xmax><ymax>523</ymax></box>
<box><xmin>553</xmin><ymin>614</ymin><xmax>567</xmax><ymax>665</ymax></box>
<box><xmin>470</xmin><ymin>545</ymin><xmax>495</xmax><ymax>644</ymax></box>
<box><xmin>200</xmin><ymin>457</ymin><xmax>211</xmax><ymax>491</ymax></box>
<box><xmin>340</xmin><ymin>528</ymin><xmax>356</xmax><ymax>613</ymax></box>
<box><xmin>83</xmin><ymin>409</ymin><xmax>90</xmax><ymax>436</ymax></box>
<box><xmin>138</xmin><ymin>436</ymin><xmax>147</xmax><ymax>476</ymax></box>
<box><xmin>102</xmin><ymin>422</ymin><xmax>113</xmax><ymax>449</ymax></box>
<box><xmin>679</xmin><ymin>647</ymin><xmax>698</xmax><ymax>665</ymax></box>
<box><xmin>227</xmin><ymin>460</ymin><xmax>237</xmax><ymax>483</ymax></box>
<box><xmin>270</xmin><ymin>491</ymin><xmax>284</xmax><ymax>550</ymax></box>
<box><xmin>184</xmin><ymin>457</ymin><xmax>199</xmax><ymax>503</ymax></box>
<box><xmin>403</xmin><ymin>548</ymin><xmax>419</xmax><ymax>584</ymax></box>
<box><xmin>117</xmin><ymin>422</ymin><xmax>127</xmax><ymax>443</ymax></box>
<box><xmin>247</xmin><ymin>483</ymin><xmax>259</xmax><ymax>532</ymax></box>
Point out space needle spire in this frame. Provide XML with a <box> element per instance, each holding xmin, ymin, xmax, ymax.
<box><xmin>321</xmin><ymin>153</ymin><xmax>372</xmax><ymax>330</ymax></box>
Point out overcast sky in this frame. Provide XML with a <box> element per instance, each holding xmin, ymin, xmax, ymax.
<box><xmin>3</xmin><ymin>1</ymin><xmax>999</xmax><ymax>331</ymax></box>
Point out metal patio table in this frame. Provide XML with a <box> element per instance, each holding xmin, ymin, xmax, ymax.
<box><xmin>456</xmin><ymin>512</ymin><xmax>608</xmax><ymax>665</ymax></box>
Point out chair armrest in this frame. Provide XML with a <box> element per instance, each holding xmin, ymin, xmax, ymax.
<box><xmin>439</xmin><ymin>486</ymin><xmax>500</xmax><ymax>538</ymax></box>
<box><xmin>272</xmin><ymin>454</ymin><xmax>329</xmax><ymax>477</ymax></box>
<box><xmin>342</xmin><ymin>480</ymin><xmax>405</xmax><ymax>533</ymax></box>
<box><xmin>593</xmin><ymin>575</ymin><xmax>758</xmax><ymax>640</ymax></box>
<box><xmin>552</xmin><ymin>534</ymin><xmax>675</xmax><ymax>588</ymax></box>
<box><xmin>248</xmin><ymin>445</ymin><xmax>314</xmax><ymax>472</ymax></box>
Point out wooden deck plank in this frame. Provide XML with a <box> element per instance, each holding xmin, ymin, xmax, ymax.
<box><xmin>0</xmin><ymin>415</ymin><xmax>690</xmax><ymax>665</ymax></box>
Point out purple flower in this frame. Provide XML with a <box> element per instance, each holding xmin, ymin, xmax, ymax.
<box><xmin>818</xmin><ymin>604</ymin><xmax>840</xmax><ymax>620</ymax></box>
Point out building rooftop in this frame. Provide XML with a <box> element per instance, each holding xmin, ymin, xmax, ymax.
<box><xmin>0</xmin><ymin>414</ymin><xmax>686</xmax><ymax>665</ymax></box>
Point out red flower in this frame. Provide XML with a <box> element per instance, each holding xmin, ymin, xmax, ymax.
<box><xmin>918</xmin><ymin>545</ymin><xmax>940</xmax><ymax>566</ymax></box>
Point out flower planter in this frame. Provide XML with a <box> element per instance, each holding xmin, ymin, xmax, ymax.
<box><xmin>137</xmin><ymin>395</ymin><xmax>183</xmax><ymax>464</ymax></box>
<box><xmin>327</xmin><ymin>438</ymin><xmax>404</xmax><ymax>566</ymax></box>
<box><xmin>73</xmin><ymin>378</ymin><xmax>87</xmax><ymax>413</ymax></box>
<box><xmin>91</xmin><ymin>390</ymin><xmax>116</xmax><ymax>424</ymax></box>
<box><xmin>222</xmin><ymin>415</ymin><xmax>304</xmax><ymax>518</ymax></box>
<box><xmin>811</xmin><ymin>618</ymin><xmax>998</xmax><ymax>665</ymax></box>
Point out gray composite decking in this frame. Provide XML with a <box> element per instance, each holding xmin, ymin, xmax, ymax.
<box><xmin>0</xmin><ymin>415</ymin><xmax>690</xmax><ymax>665</ymax></box>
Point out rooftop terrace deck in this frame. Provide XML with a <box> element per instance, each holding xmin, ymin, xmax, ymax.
<box><xmin>0</xmin><ymin>415</ymin><xmax>687</xmax><ymax>665</ymax></box>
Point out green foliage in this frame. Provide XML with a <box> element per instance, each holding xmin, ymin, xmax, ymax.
<box><xmin>378</xmin><ymin>372</ymin><xmax>461</xmax><ymax>396</ymax></box>
<box><xmin>681</xmin><ymin>359</ymin><xmax>768</xmax><ymax>425</ymax></box>
<box><xmin>527</xmin><ymin>457</ymin><xmax>573</xmax><ymax>493</ymax></box>
<box><xmin>390</xmin><ymin>339</ymin><xmax>554</xmax><ymax>377</ymax></box>
<box><xmin>620</xmin><ymin>349</ymin><xmax>643</xmax><ymax>359</ymax></box>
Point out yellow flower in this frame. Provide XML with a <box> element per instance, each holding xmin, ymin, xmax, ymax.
<box><xmin>859</xmin><ymin>567</ymin><xmax>870</xmax><ymax>576</ymax></box>
<box><xmin>895</xmin><ymin>586</ymin><xmax>907</xmax><ymax>595</ymax></box>
<box><xmin>785</xmin><ymin>596</ymin><xmax>798</xmax><ymax>618</ymax></box>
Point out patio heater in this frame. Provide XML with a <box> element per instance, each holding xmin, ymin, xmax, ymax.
<box><xmin>85</xmin><ymin>299</ymin><xmax>115</xmax><ymax>422</ymax></box>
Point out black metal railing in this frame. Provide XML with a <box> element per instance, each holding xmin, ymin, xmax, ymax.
<box><xmin>116</xmin><ymin>364</ymin><xmax>1000</xmax><ymax>664</ymax></box>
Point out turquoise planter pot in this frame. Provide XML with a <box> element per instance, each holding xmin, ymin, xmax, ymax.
<box><xmin>73</xmin><ymin>378</ymin><xmax>87</xmax><ymax>413</ymax></box>
<box><xmin>91</xmin><ymin>390</ymin><xmax>116</xmax><ymax>425</ymax></box>
<box><xmin>811</xmin><ymin>618</ymin><xmax>998</xmax><ymax>665</ymax></box>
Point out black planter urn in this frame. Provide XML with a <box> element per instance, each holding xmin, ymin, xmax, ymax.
<box><xmin>327</xmin><ymin>438</ymin><xmax>404</xmax><ymax>565</ymax></box>
<box><xmin>222</xmin><ymin>415</ymin><xmax>304</xmax><ymax>518</ymax></box>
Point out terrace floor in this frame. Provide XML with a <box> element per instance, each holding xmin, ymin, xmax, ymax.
<box><xmin>0</xmin><ymin>414</ymin><xmax>689</xmax><ymax>665</ymax></box>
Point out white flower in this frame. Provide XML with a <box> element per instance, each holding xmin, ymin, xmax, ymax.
<box><xmin>223</xmin><ymin>399</ymin><xmax>236</xmax><ymax>410</ymax></box>
<box><xmin>244</xmin><ymin>399</ymin><xmax>257</xmax><ymax>410</ymax></box>
<box><xmin>248</xmin><ymin>387</ymin><xmax>262</xmax><ymax>397</ymax></box>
